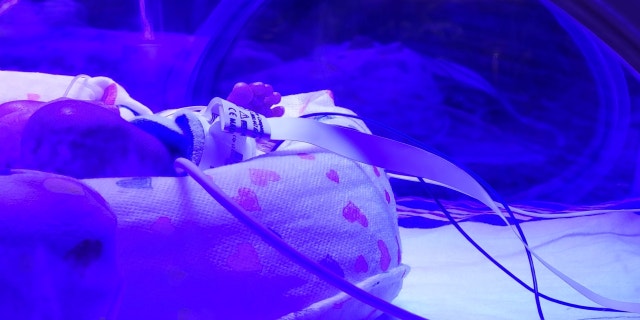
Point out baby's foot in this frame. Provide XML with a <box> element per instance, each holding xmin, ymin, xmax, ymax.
<box><xmin>226</xmin><ymin>82</ymin><xmax>284</xmax><ymax>117</ymax></box>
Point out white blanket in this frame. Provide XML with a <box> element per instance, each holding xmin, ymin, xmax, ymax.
<box><xmin>0</xmin><ymin>70</ymin><xmax>408</xmax><ymax>319</ymax></box>
<box><xmin>394</xmin><ymin>211</ymin><xmax>640</xmax><ymax>319</ymax></box>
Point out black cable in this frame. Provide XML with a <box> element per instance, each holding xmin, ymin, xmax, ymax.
<box><xmin>174</xmin><ymin>158</ymin><xmax>429</xmax><ymax>320</ymax></box>
<box><xmin>291</xmin><ymin>111</ymin><xmax>623</xmax><ymax>313</ymax></box>
<box><xmin>424</xmin><ymin>180</ymin><xmax>619</xmax><ymax>312</ymax></box>
<box><xmin>421</xmin><ymin>178</ymin><xmax>549</xmax><ymax>319</ymax></box>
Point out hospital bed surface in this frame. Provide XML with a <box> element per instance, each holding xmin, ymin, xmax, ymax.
<box><xmin>394</xmin><ymin>206</ymin><xmax>640</xmax><ymax>320</ymax></box>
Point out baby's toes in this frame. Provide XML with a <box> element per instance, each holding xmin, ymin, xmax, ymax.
<box><xmin>249</xmin><ymin>82</ymin><xmax>271</xmax><ymax>97</ymax></box>
<box><xmin>264</xmin><ymin>91</ymin><xmax>281</xmax><ymax>107</ymax></box>
<box><xmin>228</xmin><ymin>82</ymin><xmax>281</xmax><ymax>114</ymax></box>
<box><xmin>268</xmin><ymin>105</ymin><xmax>285</xmax><ymax>117</ymax></box>
<box><xmin>227</xmin><ymin>82</ymin><xmax>254</xmax><ymax>108</ymax></box>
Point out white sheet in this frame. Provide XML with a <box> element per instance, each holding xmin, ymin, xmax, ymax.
<box><xmin>393</xmin><ymin>211</ymin><xmax>640</xmax><ymax>320</ymax></box>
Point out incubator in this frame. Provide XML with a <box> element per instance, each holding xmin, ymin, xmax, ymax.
<box><xmin>0</xmin><ymin>0</ymin><xmax>639</xmax><ymax>319</ymax></box>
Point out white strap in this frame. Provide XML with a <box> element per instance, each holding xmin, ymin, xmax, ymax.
<box><xmin>266</xmin><ymin>116</ymin><xmax>640</xmax><ymax>314</ymax></box>
<box><xmin>212</xmin><ymin>97</ymin><xmax>640</xmax><ymax>313</ymax></box>
<box><xmin>268</xmin><ymin>117</ymin><xmax>500</xmax><ymax>214</ymax></box>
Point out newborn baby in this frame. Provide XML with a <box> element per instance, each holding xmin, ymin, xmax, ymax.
<box><xmin>0</xmin><ymin>82</ymin><xmax>282</xmax><ymax>179</ymax></box>
<box><xmin>0</xmin><ymin>80</ymin><xmax>283</xmax><ymax>319</ymax></box>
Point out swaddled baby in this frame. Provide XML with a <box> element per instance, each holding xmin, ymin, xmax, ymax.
<box><xmin>0</xmin><ymin>82</ymin><xmax>283</xmax><ymax>179</ymax></box>
<box><xmin>0</xmin><ymin>81</ymin><xmax>282</xmax><ymax>318</ymax></box>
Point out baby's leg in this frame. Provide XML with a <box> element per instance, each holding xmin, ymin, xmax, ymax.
<box><xmin>0</xmin><ymin>169</ymin><xmax>119</xmax><ymax>319</ymax></box>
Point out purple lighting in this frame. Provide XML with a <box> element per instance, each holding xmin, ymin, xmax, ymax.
<box><xmin>1</xmin><ymin>0</ymin><xmax>640</xmax><ymax>319</ymax></box>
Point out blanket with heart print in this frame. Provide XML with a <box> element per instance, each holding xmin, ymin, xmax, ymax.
<box><xmin>0</xmin><ymin>70</ymin><xmax>408</xmax><ymax>319</ymax></box>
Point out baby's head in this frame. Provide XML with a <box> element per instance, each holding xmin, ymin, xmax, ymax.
<box><xmin>0</xmin><ymin>80</ymin><xmax>284</xmax><ymax>177</ymax></box>
<box><xmin>0</xmin><ymin>98</ymin><xmax>159</xmax><ymax>173</ymax></box>
<box><xmin>15</xmin><ymin>98</ymin><xmax>174</xmax><ymax>179</ymax></box>
<box><xmin>1</xmin><ymin>99</ymin><xmax>111</xmax><ymax>161</ymax></box>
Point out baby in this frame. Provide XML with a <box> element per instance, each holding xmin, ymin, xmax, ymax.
<box><xmin>0</xmin><ymin>82</ymin><xmax>283</xmax><ymax>179</ymax></box>
<box><xmin>0</xmin><ymin>80</ymin><xmax>285</xmax><ymax>319</ymax></box>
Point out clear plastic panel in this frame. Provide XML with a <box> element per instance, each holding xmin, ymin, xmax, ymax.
<box><xmin>1</xmin><ymin>0</ymin><xmax>639</xmax><ymax>205</ymax></box>
<box><xmin>0</xmin><ymin>0</ymin><xmax>220</xmax><ymax>109</ymax></box>
<box><xmin>198</xmin><ymin>0</ymin><xmax>639</xmax><ymax>205</ymax></box>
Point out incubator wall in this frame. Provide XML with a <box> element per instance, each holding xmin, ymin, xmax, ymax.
<box><xmin>1</xmin><ymin>0</ymin><xmax>639</xmax><ymax>206</ymax></box>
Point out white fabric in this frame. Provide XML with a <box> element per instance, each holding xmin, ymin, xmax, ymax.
<box><xmin>394</xmin><ymin>211</ymin><xmax>640</xmax><ymax>319</ymax></box>
<box><xmin>81</xmin><ymin>90</ymin><xmax>406</xmax><ymax>319</ymax></box>
<box><xmin>1</xmin><ymin>70</ymin><xmax>407</xmax><ymax>319</ymax></box>
<box><xmin>0</xmin><ymin>70</ymin><xmax>152</xmax><ymax>117</ymax></box>
<box><xmin>83</xmin><ymin>149</ymin><xmax>406</xmax><ymax>319</ymax></box>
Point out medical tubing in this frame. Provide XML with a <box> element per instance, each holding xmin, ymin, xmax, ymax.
<box><xmin>475</xmin><ymin>184</ymin><xmax>545</xmax><ymax>319</ymax></box>
<box><xmin>173</xmin><ymin>158</ymin><xmax>428</xmax><ymax>320</ymax></box>
<box><xmin>300</xmin><ymin>112</ymin><xmax>624</xmax><ymax>313</ymax></box>
<box><xmin>296</xmin><ymin>111</ymin><xmax>546</xmax><ymax>316</ymax></box>
<box><xmin>63</xmin><ymin>74</ymin><xmax>90</xmax><ymax>97</ymax></box>
<box><xmin>423</xmin><ymin>188</ymin><xmax>626</xmax><ymax>313</ymax></box>
<box><xmin>416</xmin><ymin>178</ymin><xmax>545</xmax><ymax>319</ymax></box>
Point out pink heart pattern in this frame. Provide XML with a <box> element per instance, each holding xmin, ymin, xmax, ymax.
<box><xmin>227</xmin><ymin>242</ymin><xmax>263</xmax><ymax>272</ymax></box>
<box><xmin>151</xmin><ymin>216</ymin><xmax>175</xmax><ymax>235</ymax></box>
<box><xmin>373</xmin><ymin>166</ymin><xmax>380</xmax><ymax>177</ymax></box>
<box><xmin>297</xmin><ymin>153</ymin><xmax>315</xmax><ymax>160</ymax></box>
<box><xmin>342</xmin><ymin>201</ymin><xmax>368</xmax><ymax>227</ymax></box>
<box><xmin>326</xmin><ymin>169</ymin><xmax>339</xmax><ymax>183</ymax></box>
<box><xmin>101</xmin><ymin>83</ymin><xmax>118</xmax><ymax>105</ymax></box>
<box><xmin>26</xmin><ymin>93</ymin><xmax>40</xmax><ymax>101</ymax></box>
<box><xmin>395</xmin><ymin>236</ymin><xmax>402</xmax><ymax>264</ymax></box>
<box><xmin>354</xmin><ymin>255</ymin><xmax>369</xmax><ymax>273</ymax></box>
<box><xmin>378</xmin><ymin>240</ymin><xmax>391</xmax><ymax>272</ymax></box>
<box><xmin>385</xmin><ymin>190</ymin><xmax>391</xmax><ymax>204</ymax></box>
<box><xmin>332</xmin><ymin>299</ymin><xmax>348</xmax><ymax>310</ymax></box>
<box><xmin>232</xmin><ymin>187</ymin><xmax>261</xmax><ymax>212</ymax></box>
<box><xmin>249</xmin><ymin>168</ymin><xmax>281</xmax><ymax>187</ymax></box>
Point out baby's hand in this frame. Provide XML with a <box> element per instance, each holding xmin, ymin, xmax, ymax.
<box><xmin>226</xmin><ymin>82</ymin><xmax>284</xmax><ymax>117</ymax></box>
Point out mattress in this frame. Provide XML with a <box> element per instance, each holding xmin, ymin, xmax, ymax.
<box><xmin>393</xmin><ymin>199</ymin><xmax>640</xmax><ymax>320</ymax></box>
